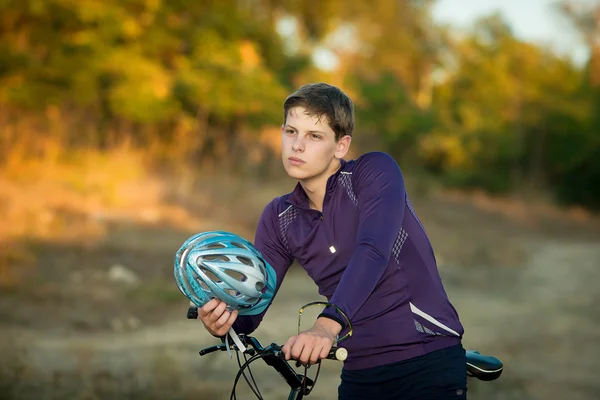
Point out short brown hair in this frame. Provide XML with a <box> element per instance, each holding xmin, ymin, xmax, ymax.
<box><xmin>283</xmin><ymin>82</ymin><xmax>354</xmax><ymax>141</ymax></box>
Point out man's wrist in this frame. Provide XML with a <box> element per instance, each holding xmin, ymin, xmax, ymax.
<box><xmin>315</xmin><ymin>316</ymin><xmax>343</xmax><ymax>338</ymax></box>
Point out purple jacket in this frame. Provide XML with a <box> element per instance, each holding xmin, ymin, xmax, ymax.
<box><xmin>233</xmin><ymin>152</ymin><xmax>464</xmax><ymax>370</ymax></box>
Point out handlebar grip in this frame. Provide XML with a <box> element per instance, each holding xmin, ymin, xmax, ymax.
<box><xmin>199</xmin><ymin>344</ymin><xmax>223</xmax><ymax>356</ymax></box>
<box><xmin>328</xmin><ymin>347</ymin><xmax>348</xmax><ymax>361</ymax></box>
<box><xmin>187</xmin><ymin>305</ymin><xmax>198</xmax><ymax>319</ymax></box>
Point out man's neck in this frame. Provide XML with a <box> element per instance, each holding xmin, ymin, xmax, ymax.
<box><xmin>299</xmin><ymin>159</ymin><xmax>341</xmax><ymax>212</ymax></box>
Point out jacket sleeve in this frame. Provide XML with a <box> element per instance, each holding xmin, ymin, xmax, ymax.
<box><xmin>323</xmin><ymin>152</ymin><xmax>406</xmax><ymax>326</ymax></box>
<box><xmin>232</xmin><ymin>199</ymin><xmax>294</xmax><ymax>334</ymax></box>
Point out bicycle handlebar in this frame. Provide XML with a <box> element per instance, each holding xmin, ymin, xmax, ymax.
<box><xmin>199</xmin><ymin>333</ymin><xmax>346</xmax><ymax>396</ymax></box>
<box><xmin>189</xmin><ymin>306</ymin><xmax>502</xmax><ymax>399</ymax></box>
<box><xmin>199</xmin><ymin>333</ymin><xmax>348</xmax><ymax>361</ymax></box>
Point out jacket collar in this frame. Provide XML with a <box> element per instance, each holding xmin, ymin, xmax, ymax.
<box><xmin>286</xmin><ymin>158</ymin><xmax>348</xmax><ymax>209</ymax></box>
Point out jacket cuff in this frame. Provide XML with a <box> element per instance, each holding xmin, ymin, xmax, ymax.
<box><xmin>317</xmin><ymin>312</ymin><xmax>346</xmax><ymax>330</ymax></box>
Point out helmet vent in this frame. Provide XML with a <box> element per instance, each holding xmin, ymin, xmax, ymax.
<box><xmin>237</xmin><ymin>256</ymin><xmax>252</xmax><ymax>266</ymax></box>
<box><xmin>203</xmin><ymin>255</ymin><xmax>229</xmax><ymax>262</ymax></box>
<box><xmin>200</xmin><ymin>267</ymin><xmax>221</xmax><ymax>283</ymax></box>
<box><xmin>198</xmin><ymin>279</ymin><xmax>210</xmax><ymax>291</ymax></box>
<box><xmin>224</xmin><ymin>270</ymin><xmax>246</xmax><ymax>282</ymax></box>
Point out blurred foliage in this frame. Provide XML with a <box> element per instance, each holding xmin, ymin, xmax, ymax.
<box><xmin>0</xmin><ymin>0</ymin><xmax>599</xmax><ymax>208</ymax></box>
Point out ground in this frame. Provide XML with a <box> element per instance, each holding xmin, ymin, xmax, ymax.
<box><xmin>1</xmin><ymin>172</ymin><xmax>599</xmax><ymax>400</ymax></box>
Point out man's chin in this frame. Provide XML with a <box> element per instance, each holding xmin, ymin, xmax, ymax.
<box><xmin>286</xmin><ymin>172</ymin><xmax>306</xmax><ymax>180</ymax></box>
<box><xmin>283</xmin><ymin>167</ymin><xmax>308</xmax><ymax>181</ymax></box>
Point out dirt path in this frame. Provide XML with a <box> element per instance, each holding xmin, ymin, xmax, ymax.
<box><xmin>4</xmin><ymin>267</ymin><xmax>344</xmax><ymax>400</ymax></box>
<box><xmin>3</xmin><ymin>235</ymin><xmax>597</xmax><ymax>400</ymax></box>
<box><xmin>2</xmin><ymin>181</ymin><xmax>600</xmax><ymax>400</ymax></box>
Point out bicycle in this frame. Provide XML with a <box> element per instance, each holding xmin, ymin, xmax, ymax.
<box><xmin>188</xmin><ymin>306</ymin><xmax>504</xmax><ymax>399</ymax></box>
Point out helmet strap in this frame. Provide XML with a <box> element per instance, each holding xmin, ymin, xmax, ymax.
<box><xmin>225</xmin><ymin>327</ymin><xmax>247</xmax><ymax>359</ymax></box>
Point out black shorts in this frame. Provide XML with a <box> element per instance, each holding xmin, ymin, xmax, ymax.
<box><xmin>338</xmin><ymin>344</ymin><xmax>467</xmax><ymax>400</ymax></box>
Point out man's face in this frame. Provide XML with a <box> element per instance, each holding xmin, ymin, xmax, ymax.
<box><xmin>281</xmin><ymin>107</ymin><xmax>350</xmax><ymax>183</ymax></box>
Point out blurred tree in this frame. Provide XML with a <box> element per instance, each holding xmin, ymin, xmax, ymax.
<box><xmin>0</xmin><ymin>0</ymin><xmax>291</xmax><ymax>161</ymax></box>
<box><xmin>558</xmin><ymin>0</ymin><xmax>600</xmax><ymax>86</ymax></box>
<box><xmin>277</xmin><ymin>0</ymin><xmax>443</xmax><ymax>162</ymax></box>
<box><xmin>553</xmin><ymin>0</ymin><xmax>600</xmax><ymax>207</ymax></box>
<box><xmin>1</xmin><ymin>0</ymin><xmax>599</xmax><ymax>207</ymax></box>
<box><xmin>426</xmin><ymin>13</ymin><xmax>590</xmax><ymax>196</ymax></box>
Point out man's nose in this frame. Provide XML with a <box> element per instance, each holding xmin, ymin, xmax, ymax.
<box><xmin>292</xmin><ymin>135</ymin><xmax>305</xmax><ymax>152</ymax></box>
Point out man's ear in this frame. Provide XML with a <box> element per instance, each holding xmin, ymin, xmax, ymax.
<box><xmin>335</xmin><ymin>135</ymin><xmax>352</xmax><ymax>159</ymax></box>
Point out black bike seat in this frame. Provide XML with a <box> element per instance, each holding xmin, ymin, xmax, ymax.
<box><xmin>465</xmin><ymin>350</ymin><xmax>503</xmax><ymax>381</ymax></box>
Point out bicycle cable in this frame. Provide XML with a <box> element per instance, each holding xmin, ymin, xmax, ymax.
<box><xmin>236</xmin><ymin>349</ymin><xmax>263</xmax><ymax>399</ymax></box>
<box><xmin>230</xmin><ymin>352</ymin><xmax>267</xmax><ymax>400</ymax></box>
<box><xmin>301</xmin><ymin>361</ymin><xmax>321</xmax><ymax>396</ymax></box>
<box><xmin>231</xmin><ymin>348</ymin><xmax>333</xmax><ymax>399</ymax></box>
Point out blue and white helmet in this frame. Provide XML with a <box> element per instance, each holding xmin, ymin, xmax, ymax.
<box><xmin>174</xmin><ymin>231</ymin><xmax>276</xmax><ymax>316</ymax></box>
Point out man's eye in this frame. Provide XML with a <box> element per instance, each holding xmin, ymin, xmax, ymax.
<box><xmin>311</xmin><ymin>134</ymin><xmax>322</xmax><ymax>139</ymax></box>
<box><xmin>285</xmin><ymin>129</ymin><xmax>296</xmax><ymax>134</ymax></box>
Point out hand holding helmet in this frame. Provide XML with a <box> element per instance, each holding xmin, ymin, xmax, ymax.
<box><xmin>174</xmin><ymin>231</ymin><xmax>277</xmax><ymax>336</ymax></box>
<box><xmin>198</xmin><ymin>298</ymin><xmax>239</xmax><ymax>337</ymax></box>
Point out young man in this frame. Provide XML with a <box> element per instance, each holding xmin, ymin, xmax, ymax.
<box><xmin>199</xmin><ymin>83</ymin><xmax>467</xmax><ymax>399</ymax></box>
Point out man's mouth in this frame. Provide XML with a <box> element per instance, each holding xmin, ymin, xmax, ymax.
<box><xmin>288</xmin><ymin>157</ymin><xmax>305</xmax><ymax>165</ymax></box>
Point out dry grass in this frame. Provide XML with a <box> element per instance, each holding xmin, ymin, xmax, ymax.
<box><xmin>444</xmin><ymin>188</ymin><xmax>599</xmax><ymax>227</ymax></box>
<box><xmin>1</xmin><ymin>140</ymin><xmax>599</xmax><ymax>399</ymax></box>
<box><xmin>2</xmin><ymin>138</ymin><xmax>598</xmax><ymax>290</ymax></box>
<box><xmin>0</xmin><ymin>344</ymin><xmax>217</xmax><ymax>400</ymax></box>
<box><xmin>0</xmin><ymin>135</ymin><xmax>288</xmax><ymax>291</ymax></box>
<box><xmin>0</xmin><ymin>144</ymin><xmax>204</xmax><ymax>289</ymax></box>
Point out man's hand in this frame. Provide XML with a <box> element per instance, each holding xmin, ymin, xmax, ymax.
<box><xmin>198</xmin><ymin>298</ymin><xmax>238</xmax><ymax>337</ymax></box>
<box><xmin>282</xmin><ymin>317</ymin><xmax>342</xmax><ymax>365</ymax></box>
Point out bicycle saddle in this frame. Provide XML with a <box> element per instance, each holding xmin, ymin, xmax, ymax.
<box><xmin>465</xmin><ymin>350</ymin><xmax>503</xmax><ymax>381</ymax></box>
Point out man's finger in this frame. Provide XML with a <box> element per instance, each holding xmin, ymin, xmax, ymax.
<box><xmin>216</xmin><ymin>310</ymin><xmax>238</xmax><ymax>336</ymax></box>
<box><xmin>208</xmin><ymin>301</ymin><xmax>227</xmax><ymax>322</ymax></box>
<box><xmin>226</xmin><ymin>309</ymin><xmax>238</xmax><ymax>328</ymax></box>
<box><xmin>298</xmin><ymin>340</ymin><xmax>313</xmax><ymax>364</ymax></box>
<box><xmin>291</xmin><ymin>338</ymin><xmax>307</xmax><ymax>362</ymax></box>
<box><xmin>282</xmin><ymin>336</ymin><xmax>297</xmax><ymax>360</ymax></box>
<box><xmin>311</xmin><ymin>343</ymin><xmax>325</xmax><ymax>364</ymax></box>
<box><xmin>215</xmin><ymin>310</ymin><xmax>231</xmax><ymax>328</ymax></box>
<box><xmin>199</xmin><ymin>299</ymin><xmax>219</xmax><ymax>317</ymax></box>
<box><xmin>319</xmin><ymin>343</ymin><xmax>331</xmax><ymax>360</ymax></box>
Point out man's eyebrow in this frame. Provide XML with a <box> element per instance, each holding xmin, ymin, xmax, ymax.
<box><xmin>285</xmin><ymin>124</ymin><xmax>328</xmax><ymax>135</ymax></box>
